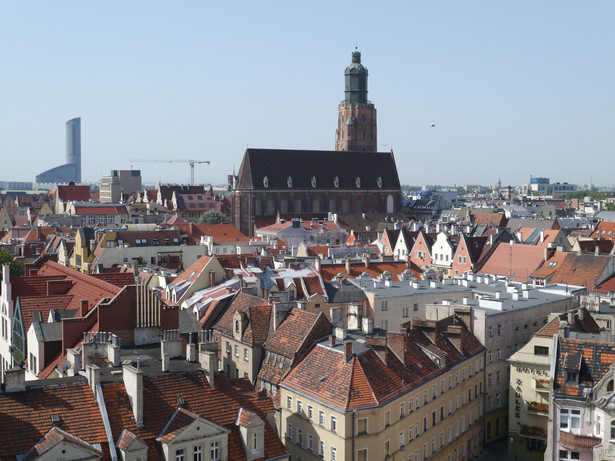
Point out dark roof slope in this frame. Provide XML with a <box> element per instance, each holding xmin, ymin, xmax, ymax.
<box><xmin>236</xmin><ymin>148</ymin><xmax>401</xmax><ymax>191</ymax></box>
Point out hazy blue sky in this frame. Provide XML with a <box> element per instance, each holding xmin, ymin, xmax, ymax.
<box><xmin>1</xmin><ymin>2</ymin><xmax>613</xmax><ymax>188</ymax></box>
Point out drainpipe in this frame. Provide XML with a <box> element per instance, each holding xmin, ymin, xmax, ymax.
<box><xmin>352</xmin><ymin>410</ymin><xmax>356</xmax><ymax>461</ymax></box>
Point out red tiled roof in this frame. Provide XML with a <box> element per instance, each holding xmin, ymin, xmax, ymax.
<box><xmin>215</xmin><ymin>292</ymin><xmax>272</xmax><ymax>345</ymax></box>
<box><xmin>23</xmin><ymin>426</ymin><xmax>102</xmax><ymax>461</ymax></box>
<box><xmin>102</xmin><ymin>371</ymin><xmax>287</xmax><ymax>461</ymax></box>
<box><xmin>74</xmin><ymin>205</ymin><xmax>128</xmax><ymax>215</ymax></box>
<box><xmin>554</xmin><ymin>337</ymin><xmax>615</xmax><ymax>399</ymax></box>
<box><xmin>477</xmin><ymin>242</ymin><xmax>546</xmax><ymax>282</ymax></box>
<box><xmin>590</xmin><ymin>222</ymin><xmax>615</xmax><ymax>241</ymax></box>
<box><xmin>186</xmin><ymin>223</ymin><xmax>249</xmax><ymax>243</ymax></box>
<box><xmin>319</xmin><ymin>261</ymin><xmax>421</xmax><ymax>282</ymax></box>
<box><xmin>57</xmin><ymin>185</ymin><xmax>90</xmax><ymax>202</ymax></box>
<box><xmin>0</xmin><ymin>381</ymin><xmax>107</xmax><ymax>458</ymax></box>
<box><xmin>547</xmin><ymin>253</ymin><xmax>612</xmax><ymax>288</ymax></box>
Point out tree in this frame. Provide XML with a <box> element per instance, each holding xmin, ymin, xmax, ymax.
<box><xmin>198</xmin><ymin>210</ymin><xmax>226</xmax><ymax>225</ymax></box>
<box><xmin>0</xmin><ymin>250</ymin><xmax>24</xmax><ymax>282</ymax></box>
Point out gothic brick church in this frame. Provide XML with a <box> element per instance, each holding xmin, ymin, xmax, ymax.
<box><xmin>231</xmin><ymin>50</ymin><xmax>402</xmax><ymax>237</ymax></box>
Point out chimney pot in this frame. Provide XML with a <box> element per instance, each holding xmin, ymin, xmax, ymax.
<box><xmin>344</xmin><ymin>341</ymin><xmax>353</xmax><ymax>362</ymax></box>
<box><xmin>329</xmin><ymin>335</ymin><xmax>336</xmax><ymax>346</ymax></box>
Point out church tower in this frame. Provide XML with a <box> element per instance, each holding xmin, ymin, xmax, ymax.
<box><xmin>335</xmin><ymin>49</ymin><xmax>377</xmax><ymax>152</ymax></box>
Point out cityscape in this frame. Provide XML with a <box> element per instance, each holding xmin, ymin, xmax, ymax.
<box><xmin>1</xmin><ymin>3</ymin><xmax>614</xmax><ymax>461</ymax></box>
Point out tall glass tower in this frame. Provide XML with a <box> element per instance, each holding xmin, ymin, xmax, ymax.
<box><xmin>65</xmin><ymin>117</ymin><xmax>81</xmax><ymax>182</ymax></box>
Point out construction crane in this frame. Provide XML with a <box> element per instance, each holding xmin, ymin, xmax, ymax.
<box><xmin>129</xmin><ymin>159</ymin><xmax>211</xmax><ymax>185</ymax></box>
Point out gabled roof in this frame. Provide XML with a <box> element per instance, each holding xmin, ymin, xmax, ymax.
<box><xmin>477</xmin><ymin>243</ymin><xmax>546</xmax><ymax>282</ymax></box>
<box><xmin>236</xmin><ymin>149</ymin><xmax>401</xmax><ymax>191</ymax></box>
<box><xmin>536</xmin><ymin>308</ymin><xmax>601</xmax><ymax>338</ymax></box>
<box><xmin>319</xmin><ymin>261</ymin><xmax>421</xmax><ymax>282</ymax></box>
<box><xmin>590</xmin><ymin>221</ymin><xmax>615</xmax><ymax>241</ymax></box>
<box><xmin>214</xmin><ymin>292</ymin><xmax>272</xmax><ymax>345</ymax></box>
<box><xmin>547</xmin><ymin>253</ymin><xmax>612</xmax><ymax>288</ymax></box>
<box><xmin>23</xmin><ymin>426</ymin><xmax>102</xmax><ymax>461</ymax></box>
<box><xmin>57</xmin><ymin>184</ymin><xmax>91</xmax><ymax>202</ymax></box>
<box><xmin>101</xmin><ymin>371</ymin><xmax>287</xmax><ymax>461</ymax></box>
<box><xmin>186</xmin><ymin>223</ymin><xmax>249</xmax><ymax>243</ymax></box>
<box><xmin>554</xmin><ymin>337</ymin><xmax>615</xmax><ymax>399</ymax></box>
<box><xmin>0</xmin><ymin>381</ymin><xmax>107</xmax><ymax>458</ymax></box>
<box><xmin>469</xmin><ymin>212</ymin><xmax>508</xmax><ymax>228</ymax></box>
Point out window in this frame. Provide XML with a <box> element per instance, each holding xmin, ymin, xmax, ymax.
<box><xmin>400</xmin><ymin>431</ymin><xmax>405</xmax><ymax>446</ymax></box>
<box><xmin>432</xmin><ymin>385</ymin><xmax>437</xmax><ymax>399</ymax></box>
<box><xmin>297</xmin><ymin>400</ymin><xmax>303</xmax><ymax>414</ymax></box>
<box><xmin>558</xmin><ymin>451</ymin><xmax>580</xmax><ymax>461</ymax></box>
<box><xmin>357</xmin><ymin>418</ymin><xmax>367</xmax><ymax>435</ymax></box>
<box><xmin>193</xmin><ymin>445</ymin><xmax>203</xmax><ymax>461</ymax></box>
<box><xmin>400</xmin><ymin>402</ymin><xmax>405</xmax><ymax>418</ymax></box>
<box><xmin>496</xmin><ymin>371</ymin><xmax>501</xmax><ymax>384</ymax></box>
<box><xmin>210</xmin><ymin>442</ymin><xmax>219</xmax><ymax>461</ymax></box>
<box><xmin>409</xmin><ymin>425</ymin><xmax>413</xmax><ymax>440</ymax></box>
<box><xmin>488</xmin><ymin>326</ymin><xmax>493</xmax><ymax>337</ymax></box>
<box><xmin>297</xmin><ymin>428</ymin><xmax>303</xmax><ymax>446</ymax></box>
<box><xmin>319</xmin><ymin>410</ymin><xmax>325</xmax><ymax>426</ymax></box>
<box><xmin>424</xmin><ymin>389</ymin><xmax>429</xmax><ymax>403</ymax></box>
<box><xmin>286</xmin><ymin>422</ymin><xmax>293</xmax><ymax>439</ymax></box>
<box><xmin>385</xmin><ymin>410</ymin><xmax>390</xmax><ymax>427</ymax></box>
<box><xmin>560</xmin><ymin>409</ymin><xmax>581</xmax><ymax>434</ymax></box>
<box><xmin>488</xmin><ymin>351</ymin><xmax>493</xmax><ymax>363</ymax></box>
<box><xmin>318</xmin><ymin>441</ymin><xmax>324</xmax><ymax>456</ymax></box>
<box><xmin>175</xmin><ymin>449</ymin><xmax>185</xmax><ymax>461</ymax></box>
<box><xmin>331</xmin><ymin>416</ymin><xmax>337</xmax><ymax>432</ymax></box>
<box><xmin>287</xmin><ymin>396</ymin><xmax>292</xmax><ymax>410</ymax></box>
<box><xmin>414</xmin><ymin>303</ymin><xmax>419</xmax><ymax>311</ymax></box>
<box><xmin>496</xmin><ymin>349</ymin><xmax>501</xmax><ymax>360</ymax></box>
<box><xmin>330</xmin><ymin>446</ymin><xmax>337</xmax><ymax>461</ymax></box>
<box><xmin>409</xmin><ymin>398</ymin><xmax>414</xmax><ymax>413</ymax></box>
<box><xmin>244</xmin><ymin>348</ymin><xmax>249</xmax><ymax>361</ymax></box>
<box><xmin>424</xmin><ymin>416</ymin><xmax>428</xmax><ymax>431</ymax></box>
<box><xmin>596</xmin><ymin>415</ymin><xmax>601</xmax><ymax>436</ymax></box>
<box><xmin>403</xmin><ymin>307</ymin><xmax>409</xmax><ymax>318</ymax></box>
<box><xmin>234</xmin><ymin>345</ymin><xmax>239</xmax><ymax>357</ymax></box>
<box><xmin>611</xmin><ymin>420</ymin><xmax>615</xmax><ymax>440</ymax></box>
<box><xmin>307</xmin><ymin>434</ymin><xmax>314</xmax><ymax>451</ymax></box>
<box><xmin>381</xmin><ymin>300</ymin><xmax>388</xmax><ymax>311</ymax></box>
<box><xmin>308</xmin><ymin>405</ymin><xmax>314</xmax><ymax>420</ymax></box>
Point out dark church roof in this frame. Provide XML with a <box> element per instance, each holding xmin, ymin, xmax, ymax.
<box><xmin>236</xmin><ymin>148</ymin><xmax>400</xmax><ymax>191</ymax></box>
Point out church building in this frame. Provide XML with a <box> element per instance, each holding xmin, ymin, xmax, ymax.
<box><xmin>231</xmin><ymin>51</ymin><xmax>401</xmax><ymax>237</ymax></box>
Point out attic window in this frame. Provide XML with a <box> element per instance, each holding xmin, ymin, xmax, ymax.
<box><xmin>548</xmin><ymin>262</ymin><xmax>557</xmax><ymax>268</ymax></box>
<box><xmin>566</xmin><ymin>371</ymin><xmax>578</xmax><ymax>383</ymax></box>
<box><xmin>173</xmin><ymin>238</ymin><xmax>179</xmax><ymax>245</ymax></box>
<box><xmin>50</xmin><ymin>414</ymin><xmax>60</xmax><ymax>426</ymax></box>
<box><xmin>153</xmin><ymin>238</ymin><xmax>159</xmax><ymax>246</ymax></box>
<box><xmin>177</xmin><ymin>397</ymin><xmax>185</xmax><ymax>406</ymax></box>
<box><xmin>165</xmin><ymin>238</ymin><xmax>170</xmax><ymax>245</ymax></box>
<box><xmin>118</xmin><ymin>239</ymin><xmax>124</xmax><ymax>245</ymax></box>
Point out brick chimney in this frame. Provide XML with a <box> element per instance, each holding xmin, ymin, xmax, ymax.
<box><xmin>447</xmin><ymin>325</ymin><xmax>463</xmax><ymax>352</ymax></box>
<box><xmin>209</xmin><ymin>270</ymin><xmax>216</xmax><ymax>287</ymax></box>
<box><xmin>78</xmin><ymin>299</ymin><xmax>89</xmax><ymax>317</ymax></box>
<box><xmin>453</xmin><ymin>306</ymin><xmax>473</xmax><ymax>331</ymax></box>
<box><xmin>386</xmin><ymin>332</ymin><xmax>406</xmax><ymax>364</ymax></box>
<box><xmin>122</xmin><ymin>360</ymin><xmax>144</xmax><ymax>427</ymax></box>
<box><xmin>343</xmin><ymin>341</ymin><xmax>353</xmax><ymax>362</ymax></box>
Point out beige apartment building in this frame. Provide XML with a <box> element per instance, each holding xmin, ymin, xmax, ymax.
<box><xmin>279</xmin><ymin>317</ymin><xmax>486</xmax><ymax>461</ymax></box>
<box><xmin>507</xmin><ymin>309</ymin><xmax>600</xmax><ymax>460</ymax></box>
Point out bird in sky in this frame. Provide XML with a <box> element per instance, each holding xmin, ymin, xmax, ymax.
<box><xmin>430</xmin><ymin>123</ymin><xmax>436</xmax><ymax>127</ymax></box>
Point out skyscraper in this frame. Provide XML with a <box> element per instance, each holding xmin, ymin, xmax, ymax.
<box><xmin>335</xmin><ymin>49</ymin><xmax>377</xmax><ymax>152</ymax></box>
<box><xmin>35</xmin><ymin>117</ymin><xmax>82</xmax><ymax>184</ymax></box>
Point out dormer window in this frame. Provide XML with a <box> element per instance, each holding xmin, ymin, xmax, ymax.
<box><xmin>567</xmin><ymin>371</ymin><xmax>578</xmax><ymax>383</ymax></box>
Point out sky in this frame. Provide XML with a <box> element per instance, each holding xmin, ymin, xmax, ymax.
<box><xmin>1</xmin><ymin>2</ymin><xmax>613</xmax><ymax>188</ymax></box>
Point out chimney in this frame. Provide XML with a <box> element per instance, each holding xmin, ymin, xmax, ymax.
<box><xmin>362</xmin><ymin>317</ymin><xmax>373</xmax><ymax>335</ymax></box>
<box><xmin>79</xmin><ymin>299</ymin><xmax>89</xmax><ymax>317</ymax></box>
<box><xmin>345</xmin><ymin>259</ymin><xmax>351</xmax><ymax>275</ymax></box>
<box><xmin>2</xmin><ymin>264</ymin><xmax>10</xmax><ymax>286</ymax></box>
<box><xmin>86</xmin><ymin>364</ymin><xmax>100</xmax><ymax>393</ymax></box>
<box><xmin>363</xmin><ymin>254</ymin><xmax>370</xmax><ymax>269</ymax></box>
<box><xmin>122</xmin><ymin>360</ymin><xmax>144</xmax><ymax>427</ymax></box>
<box><xmin>131</xmin><ymin>259</ymin><xmax>138</xmax><ymax>274</ymax></box>
<box><xmin>162</xmin><ymin>353</ymin><xmax>170</xmax><ymax>372</ymax></box>
<box><xmin>209</xmin><ymin>270</ymin><xmax>216</xmax><ymax>287</ymax></box>
<box><xmin>314</xmin><ymin>257</ymin><xmax>321</xmax><ymax>273</ymax></box>
<box><xmin>540</xmin><ymin>230</ymin><xmax>545</xmax><ymax>243</ymax></box>
<box><xmin>447</xmin><ymin>325</ymin><xmax>463</xmax><ymax>352</ymax></box>
<box><xmin>199</xmin><ymin>350</ymin><xmax>216</xmax><ymax>387</ymax></box>
<box><xmin>3</xmin><ymin>367</ymin><xmax>26</xmax><ymax>393</ymax></box>
<box><xmin>237</xmin><ymin>273</ymin><xmax>245</xmax><ymax>288</ymax></box>
<box><xmin>343</xmin><ymin>341</ymin><xmax>353</xmax><ymax>362</ymax></box>
<box><xmin>386</xmin><ymin>332</ymin><xmax>406</xmax><ymax>363</ymax></box>
<box><xmin>329</xmin><ymin>335</ymin><xmax>336</xmax><ymax>346</ymax></box>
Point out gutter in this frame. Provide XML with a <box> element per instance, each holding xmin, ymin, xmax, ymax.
<box><xmin>96</xmin><ymin>382</ymin><xmax>118</xmax><ymax>461</ymax></box>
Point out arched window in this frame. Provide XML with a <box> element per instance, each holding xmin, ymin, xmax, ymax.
<box><xmin>608</xmin><ymin>380</ymin><xmax>614</xmax><ymax>392</ymax></box>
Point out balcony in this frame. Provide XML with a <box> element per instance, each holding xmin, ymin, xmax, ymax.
<box><xmin>559</xmin><ymin>430</ymin><xmax>601</xmax><ymax>450</ymax></box>
<box><xmin>533</xmin><ymin>379</ymin><xmax>550</xmax><ymax>394</ymax></box>
<box><xmin>527</xmin><ymin>401</ymin><xmax>549</xmax><ymax>416</ymax></box>
<box><xmin>520</xmin><ymin>425</ymin><xmax>547</xmax><ymax>440</ymax></box>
